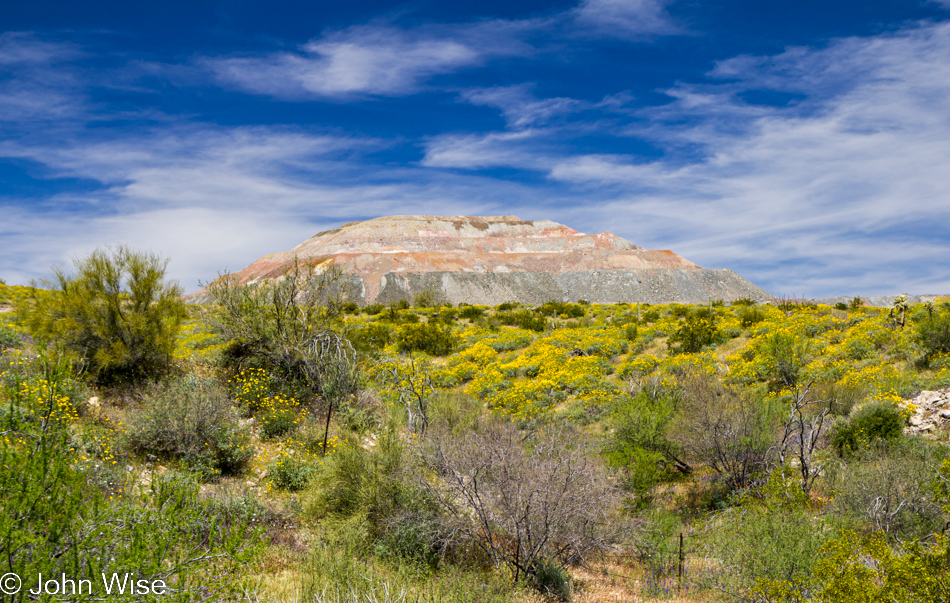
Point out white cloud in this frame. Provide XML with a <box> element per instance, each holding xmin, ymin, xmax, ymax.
<box><xmin>0</xmin><ymin>33</ymin><xmax>86</xmax><ymax>122</ymax></box>
<box><xmin>210</xmin><ymin>23</ymin><xmax>531</xmax><ymax>99</ymax></box>
<box><xmin>461</xmin><ymin>85</ymin><xmax>586</xmax><ymax>128</ymax></box>
<box><xmin>421</xmin><ymin>130</ymin><xmax>547</xmax><ymax>170</ymax></box>
<box><xmin>547</xmin><ymin>21</ymin><xmax>950</xmax><ymax>295</ymax></box>
<box><xmin>572</xmin><ymin>0</ymin><xmax>681</xmax><ymax>37</ymax></box>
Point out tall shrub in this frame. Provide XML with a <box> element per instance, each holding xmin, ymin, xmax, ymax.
<box><xmin>21</xmin><ymin>247</ymin><xmax>186</xmax><ymax>385</ymax></box>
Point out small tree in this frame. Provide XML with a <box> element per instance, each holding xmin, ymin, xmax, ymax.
<box><xmin>22</xmin><ymin>247</ymin><xmax>185</xmax><ymax>385</ymax></box>
<box><xmin>670</xmin><ymin>372</ymin><xmax>775</xmax><ymax>491</ymax></box>
<box><xmin>419</xmin><ymin>421</ymin><xmax>629</xmax><ymax>595</ymax></box>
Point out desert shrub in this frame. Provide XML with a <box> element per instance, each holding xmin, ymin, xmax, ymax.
<box><xmin>396</xmin><ymin>322</ymin><xmax>457</xmax><ymax>356</ymax></box>
<box><xmin>414</xmin><ymin>290</ymin><xmax>438</xmax><ymax>308</ymax></box>
<box><xmin>268</xmin><ymin>454</ymin><xmax>318</xmax><ymax>491</ymax></box>
<box><xmin>124</xmin><ymin>377</ymin><xmax>253</xmax><ymax>480</ymax></box>
<box><xmin>21</xmin><ymin>247</ymin><xmax>186</xmax><ymax>385</ymax></box>
<box><xmin>917</xmin><ymin>311</ymin><xmax>950</xmax><ymax>364</ymax></box>
<box><xmin>760</xmin><ymin>331</ymin><xmax>810</xmax><ymax>389</ymax></box>
<box><xmin>755</xmin><ymin>530</ymin><xmax>950</xmax><ymax>603</ymax></box>
<box><xmin>495</xmin><ymin>302</ymin><xmax>519</xmax><ymax>311</ymax></box>
<box><xmin>830</xmin><ymin>401</ymin><xmax>904</xmax><ymax>456</ymax></box>
<box><xmin>458</xmin><ymin>304</ymin><xmax>485</xmax><ymax>320</ymax></box>
<box><xmin>258</xmin><ymin>392</ymin><xmax>303</xmax><ymax>439</ymax></box>
<box><xmin>623</xmin><ymin>323</ymin><xmax>638</xmax><ymax>341</ymax></box>
<box><xmin>670</xmin><ymin>304</ymin><xmax>690</xmax><ymax>318</ymax></box>
<box><xmin>340</xmin><ymin>301</ymin><xmax>359</xmax><ymax>314</ymax></box>
<box><xmin>844</xmin><ymin>337</ymin><xmax>873</xmax><ymax>360</ymax></box>
<box><xmin>537</xmin><ymin>301</ymin><xmax>585</xmax><ymax>318</ymax></box>
<box><xmin>700</xmin><ymin>478</ymin><xmax>832</xmax><ymax>596</ymax></box>
<box><xmin>0</xmin><ymin>323</ymin><xmax>21</xmax><ymax>349</ymax></box>
<box><xmin>435</xmin><ymin>307</ymin><xmax>459</xmax><ymax>324</ymax></box>
<box><xmin>363</xmin><ymin>302</ymin><xmax>385</xmax><ymax>315</ymax></box>
<box><xmin>834</xmin><ymin>302</ymin><xmax>848</xmax><ymax>311</ymax></box>
<box><xmin>667</xmin><ymin>311</ymin><xmax>720</xmax><ymax>354</ymax></box>
<box><xmin>349</xmin><ymin>322</ymin><xmax>392</xmax><ymax>354</ymax></box>
<box><xmin>496</xmin><ymin>310</ymin><xmax>547</xmax><ymax>332</ymax></box>
<box><xmin>419</xmin><ymin>421</ymin><xmax>629</xmax><ymax>591</ymax></box>
<box><xmin>739</xmin><ymin>306</ymin><xmax>766</xmax><ymax>328</ymax></box>
<box><xmin>642</xmin><ymin>309</ymin><xmax>660</xmax><ymax>323</ymax></box>
<box><xmin>731</xmin><ymin>298</ymin><xmax>757</xmax><ymax>307</ymax></box>
<box><xmin>208</xmin><ymin>264</ymin><xmax>358</xmax><ymax>403</ymax></box>
<box><xmin>670</xmin><ymin>373</ymin><xmax>776</xmax><ymax>490</ymax></box>
<box><xmin>605</xmin><ymin>393</ymin><xmax>688</xmax><ymax>505</ymax></box>
<box><xmin>830</xmin><ymin>441</ymin><xmax>946</xmax><ymax>540</ymax></box>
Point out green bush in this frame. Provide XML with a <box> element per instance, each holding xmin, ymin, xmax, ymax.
<box><xmin>623</xmin><ymin>323</ymin><xmax>638</xmax><ymax>341</ymax></box>
<box><xmin>350</xmin><ymin>322</ymin><xmax>392</xmax><ymax>354</ymax></box>
<box><xmin>21</xmin><ymin>247</ymin><xmax>186</xmax><ymax>385</ymax></box>
<box><xmin>917</xmin><ymin>312</ymin><xmax>950</xmax><ymax>363</ymax></box>
<box><xmin>739</xmin><ymin>306</ymin><xmax>766</xmax><ymax>328</ymax></box>
<box><xmin>124</xmin><ymin>377</ymin><xmax>253</xmax><ymax>480</ymax></box>
<box><xmin>413</xmin><ymin>290</ymin><xmax>438</xmax><ymax>308</ymax></box>
<box><xmin>363</xmin><ymin>302</ymin><xmax>385</xmax><ymax>315</ymax></box>
<box><xmin>537</xmin><ymin>301</ymin><xmax>585</xmax><ymax>318</ymax></box>
<box><xmin>459</xmin><ymin>304</ymin><xmax>485</xmax><ymax>320</ymax></box>
<box><xmin>0</xmin><ymin>323</ymin><xmax>21</xmax><ymax>349</ymax></box>
<box><xmin>396</xmin><ymin>322</ymin><xmax>457</xmax><ymax>356</ymax></box>
<box><xmin>830</xmin><ymin>441</ymin><xmax>945</xmax><ymax>540</ymax></box>
<box><xmin>259</xmin><ymin>407</ymin><xmax>299</xmax><ymax>439</ymax></box>
<box><xmin>667</xmin><ymin>312</ymin><xmax>720</xmax><ymax>354</ymax></box>
<box><xmin>268</xmin><ymin>454</ymin><xmax>317</xmax><ymax>491</ymax></box>
<box><xmin>496</xmin><ymin>310</ymin><xmax>547</xmax><ymax>332</ymax></box>
<box><xmin>831</xmin><ymin>401</ymin><xmax>904</xmax><ymax>456</ymax></box>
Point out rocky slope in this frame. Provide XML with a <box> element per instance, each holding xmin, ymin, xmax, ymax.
<box><xmin>192</xmin><ymin>215</ymin><xmax>772</xmax><ymax>305</ymax></box>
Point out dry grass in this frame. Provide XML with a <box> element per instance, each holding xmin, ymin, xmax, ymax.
<box><xmin>570</xmin><ymin>557</ymin><xmax>720</xmax><ymax>603</ymax></box>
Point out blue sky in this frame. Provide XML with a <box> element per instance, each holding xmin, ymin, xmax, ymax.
<box><xmin>2</xmin><ymin>0</ymin><xmax>950</xmax><ymax>296</ymax></box>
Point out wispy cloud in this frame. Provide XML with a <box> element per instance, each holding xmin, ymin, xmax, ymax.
<box><xmin>209</xmin><ymin>22</ymin><xmax>532</xmax><ymax>100</ymax></box>
<box><xmin>0</xmin><ymin>33</ymin><xmax>86</xmax><ymax>123</ymax></box>
<box><xmin>572</xmin><ymin>0</ymin><xmax>681</xmax><ymax>38</ymax></box>
<box><xmin>547</xmin><ymin>21</ymin><xmax>950</xmax><ymax>295</ymax></box>
<box><xmin>461</xmin><ymin>85</ymin><xmax>587</xmax><ymax>128</ymax></box>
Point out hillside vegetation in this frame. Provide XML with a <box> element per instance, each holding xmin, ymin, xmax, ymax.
<box><xmin>2</xmin><ymin>256</ymin><xmax>950</xmax><ymax>603</ymax></box>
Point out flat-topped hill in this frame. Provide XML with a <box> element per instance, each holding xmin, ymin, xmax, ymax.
<box><xmin>192</xmin><ymin>215</ymin><xmax>772</xmax><ymax>305</ymax></box>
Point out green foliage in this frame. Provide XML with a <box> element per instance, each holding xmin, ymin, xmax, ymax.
<box><xmin>268</xmin><ymin>454</ymin><xmax>317</xmax><ymax>491</ymax></box>
<box><xmin>363</xmin><ymin>302</ymin><xmax>385</xmax><ymax>315</ymax></box>
<box><xmin>537</xmin><ymin>301</ymin><xmax>585</xmax><ymax>318</ymax></box>
<box><xmin>667</xmin><ymin>311</ymin><xmax>720</xmax><ymax>354</ymax></box>
<box><xmin>756</xmin><ymin>531</ymin><xmax>950</xmax><ymax>603</ymax></box>
<box><xmin>349</xmin><ymin>322</ymin><xmax>393</xmax><ymax>354</ymax></box>
<box><xmin>0</xmin><ymin>354</ymin><xmax>259</xmax><ymax>602</ymax></box>
<box><xmin>740</xmin><ymin>306</ymin><xmax>766</xmax><ymax>328</ymax></box>
<box><xmin>605</xmin><ymin>392</ymin><xmax>686</xmax><ymax>505</ymax></box>
<box><xmin>701</xmin><ymin>476</ymin><xmax>832</xmax><ymax>597</ymax></box>
<box><xmin>917</xmin><ymin>311</ymin><xmax>950</xmax><ymax>364</ymax></box>
<box><xmin>0</xmin><ymin>323</ymin><xmax>21</xmax><ymax>349</ymax></box>
<box><xmin>21</xmin><ymin>247</ymin><xmax>186</xmax><ymax>385</ymax></box>
<box><xmin>495</xmin><ymin>310</ymin><xmax>547</xmax><ymax>332</ymax></box>
<box><xmin>396</xmin><ymin>322</ymin><xmax>457</xmax><ymax>356</ymax></box>
<box><xmin>124</xmin><ymin>377</ymin><xmax>253</xmax><ymax>480</ymax></box>
<box><xmin>458</xmin><ymin>304</ymin><xmax>485</xmax><ymax>320</ymax></box>
<box><xmin>529</xmin><ymin>558</ymin><xmax>572</xmax><ymax>600</ymax></box>
<box><xmin>830</xmin><ymin>402</ymin><xmax>904</xmax><ymax>456</ymax></box>
<box><xmin>829</xmin><ymin>441</ymin><xmax>946</xmax><ymax>540</ymax></box>
<box><xmin>414</xmin><ymin>289</ymin><xmax>439</xmax><ymax>308</ymax></box>
<box><xmin>623</xmin><ymin>323</ymin><xmax>638</xmax><ymax>341</ymax></box>
<box><xmin>849</xmin><ymin>296</ymin><xmax>864</xmax><ymax>310</ymax></box>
